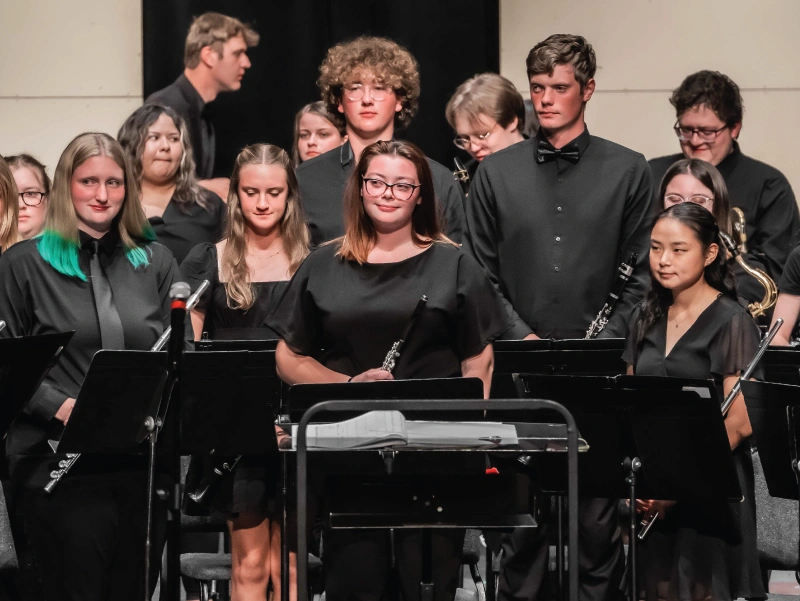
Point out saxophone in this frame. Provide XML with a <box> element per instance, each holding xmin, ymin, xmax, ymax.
<box><xmin>721</xmin><ymin>208</ymin><xmax>777</xmax><ymax>318</ymax></box>
<box><xmin>453</xmin><ymin>158</ymin><xmax>471</xmax><ymax>197</ymax></box>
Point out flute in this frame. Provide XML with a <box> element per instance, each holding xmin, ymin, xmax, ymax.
<box><xmin>44</xmin><ymin>280</ymin><xmax>210</xmax><ymax>494</ymax></box>
<box><xmin>639</xmin><ymin>318</ymin><xmax>783</xmax><ymax>539</ymax></box>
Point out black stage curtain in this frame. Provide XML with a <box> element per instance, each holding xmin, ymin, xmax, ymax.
<box><xmin>142</xmin><ymin>0</ymin><xmax>500</xmax><ymax>176</ymax></box>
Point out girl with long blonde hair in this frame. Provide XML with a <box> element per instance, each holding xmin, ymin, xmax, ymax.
<box><xmin>0</xmin><ymin>132</ymin><xmax>184</xmax><ymax>600</ymax></box>
<box><xmin>181</xmin><ymin>143</ymin><xmax>308</xmax><ymax>601</ymax></box>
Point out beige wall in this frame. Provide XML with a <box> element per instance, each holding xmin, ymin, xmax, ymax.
<box><xmin>500</xmin><ymin>0</ymin><xmax>800</xmax><ymax>198</ymax></box>
<box><xmin>0</xmin><ymin>0</ymin><xmax>142</xmax><ymax>174</ymax></box>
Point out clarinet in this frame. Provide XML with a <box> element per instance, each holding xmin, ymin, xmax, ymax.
<box><xmin>44</xmin><ymin>280</ymin><xmax>210</xmax><ymax>494</ymax></box>
<box><xmin>382</xmin><ymin>296</ymin><xmax>428</xmax><ymax>373</ymax></box>
<box><xmin>638</xmin><ymin>318</ymin><xmax>784</xmax><ymax>540</ymax></box>
<box><xmin>585</xmin><ymin>253</ymin><xmax>637</xmax><ymax>339</ymax></box>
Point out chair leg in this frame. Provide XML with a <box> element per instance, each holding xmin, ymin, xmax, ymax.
<box><xmin>200</xmin><ymin>581</ymin><xmax>210</xmax><ymax>601</ymax></box>
<box><xmin>469</xmin><ymin>562</ymin><xmax>487</xmax><ymax>601</ymax></box>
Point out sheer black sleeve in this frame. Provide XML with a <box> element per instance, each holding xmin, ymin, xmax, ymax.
<box><xmin>454</xmin><ymin>251</ymin><xmax>510</xmax><ymax>360</ymax></box>
<box><xmin>709</xmin><ymin>302</ymin><xmax>762</xmax><ymax>378</ymax></box>
<box><xmin>180</xmin><ymin>243</ymin><xmax>217</xmax><ymax>313</ymax></box>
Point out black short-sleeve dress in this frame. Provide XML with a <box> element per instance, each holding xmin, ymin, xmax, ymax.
<box><xmin>149</xmin><ymin>191</ymin><xmax>226</xmax><ymax>264</ymax></box>
<box><xmin>623</xmin><ymin>294</ymin><xmax>766</xmax><ymax>601</ymax></box>
<box><xmin>267</xmin><ymin>241</ymin><xmax>510</xmax><ymax>377</ymax></box>
<box><xmin>181</xmin><ymin>243</ymin><xmax>288</xmax><ymax>340</ymax></box>
<box><xmin>181</xmin><ymin>242</ymin><xmax>289</xmax><ymax>515</ymax></box>
<box><xmin>779</xmin><ymin>244</ymin><xmax>800</xmax><ymax>295</ymax></box>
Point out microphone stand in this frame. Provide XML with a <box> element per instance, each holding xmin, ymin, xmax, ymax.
<box><xmin>142</xmin><ymin>282</ymin><xmax>190</xmax><ymax>601</ymax></box>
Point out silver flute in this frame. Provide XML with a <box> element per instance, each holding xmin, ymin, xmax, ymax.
<box><xmin>639</xmin><ymin>318</ymin><xmax>783</xmax><ymax>539</ymax></box>
<box><xmin>44</xmin><ymin>280</ymin><xmax>210</xmax><ymax>494</ymax></box>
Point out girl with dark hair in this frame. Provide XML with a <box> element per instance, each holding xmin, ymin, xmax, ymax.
<box><xmin>625</xmin><ymin>202</ymin><xmax>765</xmax><ymax>601</ymax></box>
<box><xmin>268</xmin><ymin>139</ymin><xmax>508</xmax><ymax>600</ymax></box>
<box><xmin>118</xmin><ymin>103</ymin><xmax>226</xmax><ymax>263</ymax></box>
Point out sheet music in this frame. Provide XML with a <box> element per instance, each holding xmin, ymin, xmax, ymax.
<box><xmin>292</xmin><ymin>410</ymin><xmax>407</xmax><ymax>449</ymax></box>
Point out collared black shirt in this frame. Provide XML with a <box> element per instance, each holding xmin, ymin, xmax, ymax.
<box><xmin>149</xmin><ymin>190</ymin><xmax>227</xmax><ymax>264</ymax></box>
<box><xmin>0</xmin><ymin>232</ymin><xmax>185</xmax><ymax>456</ymax></box>
<box><xmin>146</xmin><ymin>74</ymin><xmax>215</xmax><ymax>179</ymax></box>
<box><xmin>465</xmin><ymin>128</ymin><xmax>655</xmax><ymax>339</ymax></box>
<box><xmin>296</xmin><ymin>141</ymin><xmax>467</xmax><ymax>246</ymax></box>
<box><xmin>650</xmin><ymin>143</ymin><xmax>800</xmax><ymax>299</ymax></box>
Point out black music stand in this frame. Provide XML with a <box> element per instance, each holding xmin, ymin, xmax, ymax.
<box><xmin>295</xmin><ymin>396</ymin><xmax>581</xmax><ymax>601</ymax></box>
<box><xmin>741</xmin><ymin>379</ymin><xmax>800</xmax><ymax>564</ymax></box>
<box><xmin>512</xmin><ymin>373</ymin><xmax>741</xmax><ymax>601</ymax></box>
<box><xmin>763</xmin><ymin>347</ymin><xmax>800</xmax><ymax>386</ymax></box>
<box><xmin>0</xmin><ymin>331</ymin><xmax>74</xmax><ymax>439</ymax></box>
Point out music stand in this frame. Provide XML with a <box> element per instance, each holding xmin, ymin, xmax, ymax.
<box><xmin>0</xmin><ymin>331</ymin><xmax>74</xmax><ymax>440</ymax></box>
<box><xmin>294</xmin><ymin>396</ymin><xmax>581</xmax><ymax>601</ymax></box>
<box><xmin>512</xmin><ymin>373</ymin><xmax>740</xmax><ymax>601</ymax></box>
<box><xmin>763</xmin><ymin>347</ymin><xmax>800</xmax><ymax>386</ymax></box>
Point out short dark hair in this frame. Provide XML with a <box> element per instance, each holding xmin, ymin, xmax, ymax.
<box><xmin>526</xmin><ymin>34</ymin><xmax>596</xmax><ymax>89</ymax></box>
<box><xmin>670</xmin><ymin>71</ymin><xmax>743</xmax><ymax>127</ymax></box>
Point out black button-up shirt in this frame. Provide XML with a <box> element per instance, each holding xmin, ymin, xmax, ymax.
<box><xmin>466</xmin><ymin>128</ymin><xmax>655</xmax><ymax>339</ymax></box>
<box><xmin>296</xmin><ymin>141</ymin><xmax>467</xmax><ymax>246</ymax></box>
<box><xmin>146</xmin><ymin>74</ymin><xmax>215</xmax><ymax>180</ymax></box>
<box><xmin>0</xmin><ymin>233</ymin><xmax>186</xmax><ymax>456</ymax></box>
<box><xmin>649</xmin><ymin>143</ymin><xmax>800</xmax><ymax>300</ymax></box>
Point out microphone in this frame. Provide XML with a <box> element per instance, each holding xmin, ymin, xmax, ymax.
<box><xmin>167</xmin><ymin>282</ymin><xmax>191</xmax><ymax>369</ymax></box>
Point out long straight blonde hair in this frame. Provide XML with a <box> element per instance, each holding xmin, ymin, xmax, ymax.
<box><xmin>222</xmin><ymin>144</ymin><xmax>309</xmax><ymax>309</ymax></box>
<box><xmin>0</xmin><ymin>157</ymin><xmax>20</xmax><ymax>252</ymax></box>
<box><xmin>39</xmin><ymin>133</ymin><xmax>155</xmax><ymax>280</ymax></box>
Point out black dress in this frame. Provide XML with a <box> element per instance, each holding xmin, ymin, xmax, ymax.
<box><xmin>623</xmin><ymin>295</ymin><xmax>766</xmax><ymax>601</ymax></box>
<box><xmin>149</xmin><ymin>191</ymin><xmax>226</xmax><ymax>264</ymax></box>
<box><xmin>181</xmin><ymin>242</ymin><xmax>288</xmax><ymax>515</ymax></box>
<box><xmin>267</xmin><ymin>241</ymin><xmax>509</xmax><ymax>601</ymax></box>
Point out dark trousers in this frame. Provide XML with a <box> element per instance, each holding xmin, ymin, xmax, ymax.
<box><xmin>324</xmin><ymin>528</ymin><xmax>465</xmax><ymax>601</ymax></box>
<box><xmin>496</xmin><ymin>498</ymin><xmax>625</xmax><ymax>601</ymax></box>
<box><xmin>14</xmin><ymin>467</ymin><xmax>167</xmax><ymax>601</ymax></box>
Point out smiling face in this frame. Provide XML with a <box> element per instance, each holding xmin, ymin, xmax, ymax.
<box><xmin>141</xmin><ymin>113</ymin><xmax>183</xmax><ymax>186</ymax></box>
<box><xmin>337</xmin><ymin>71</ymin><xmax>403</xmax><ymax>138</ymax></box>
<box><xmin>529</xmin><ymin>64</ymin><xmax>594</xmax><ymax>141</ymax></box>
<box><xmin>649</xmin><ymin>217</ymin><xmax>717</xmax><ymax>293</ymax></box>
<box><xmin>297</xmin><ymin>112</ymin><xmax>345</xmax><ymax>162</ymax></box>
<box><xmin>12</xmin><ymin>165</ymin><xmax>48</xmax><ymax>239</ymax></box>
<box><xmin>209</xmin><ymin>34</ymin><xmax>252</xmax><ymax>92</ymax></box>
<box><xmin>237</xmin><ymin>163</ymin><xmax>288</xmax><ymax>235</ymax></box>
<box><xmin>71</xmin><ymin>155</ymin><xmax>126</xmax><ymax>238</ymax></box>
<box><xmin>677</xmin><ymin>104</ymin><xmax>741</xmax><ymax>166</ymax></box>
<box><xmin>361</xmin><ymin>154</ymin><xmax>421</xmax><ymax>234</ymax></box>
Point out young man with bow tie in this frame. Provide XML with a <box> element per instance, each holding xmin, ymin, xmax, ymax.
<box><xmin>465</xmin><ymin>34</ymin><xmax>655</xmax><ymax>601</ymax></box>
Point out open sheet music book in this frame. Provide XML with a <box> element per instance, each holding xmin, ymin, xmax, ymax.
<box><xmin>291</xmin><ymin>410</ymin><xmax>518</xmax><ymax>450</ymax></box>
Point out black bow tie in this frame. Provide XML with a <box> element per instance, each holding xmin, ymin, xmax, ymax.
<box><xmin>536</xmin><ymin>139</ymin><xmax>581</xmax><ymax>164</ymax></box>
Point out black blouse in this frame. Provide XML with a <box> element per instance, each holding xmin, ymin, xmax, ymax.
<box><xmin>267</xmin><ymin>242</ymin><xmax>509</xmax><ymax>379</ymax></box>
<box><xmin>623</xmin><ymin>294</ymin><xmax>761</xmax><ymax>385</ymax></box>
<box><xmin>181</xmin><ymin>243</ymin><xmax>288</xmax><ymax>340</ymax></box>
<box><xmin>149</xmin><ymin>190</ymin><xmax>226</xmax><ymax>264</ymax></box>
<box><xmin>0</xmin><ymin>232</ymin><xmax>185</xmax><ymax>456</ymax></box>
<box><xmin>778</xmin><ymin>244</ymin><xmax>800</xmax><ymax>295</ymax></box>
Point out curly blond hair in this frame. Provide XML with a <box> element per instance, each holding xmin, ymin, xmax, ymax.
<box><xmin>318</xmin><ymin>36</ymin><xmax>420</xmax><ymax>128</ymax></box>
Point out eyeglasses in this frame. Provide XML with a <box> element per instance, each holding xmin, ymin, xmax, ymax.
<box><xmin>664</xmin><ymin>193</ymin><xmax>714</xmax><ymax>209</ymax></box>
<box><xmin>18</xmin><ymin>191</ymin><xmax>46</xmax><ymax>207</ymax></box>
<box><xmin>362</xmin><ymin>177</ymin><xmax>421</xmax><ymax>201</ymax></box>
<box><xmin>343</xmin><ymin>83</ymin><xmax>391</xmax><ymax>102</ymax></box>
<box><xmin>453</xmin><ymin>123</ymin><xmax>497</xmax><ymax>150</ymax></box>
<box><xmin>673</xmin><ymin>121</ymin><xmax>728</xmax><ymax>143</ymax></box>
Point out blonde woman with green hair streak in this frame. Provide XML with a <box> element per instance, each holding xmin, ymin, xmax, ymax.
<box><xmin>0</xmin><ymin>132</ymin><xmax>186</xmax><ymax>601</ymax></box>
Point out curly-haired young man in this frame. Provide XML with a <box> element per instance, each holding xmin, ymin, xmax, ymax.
<box><xmin>650</xmin><ymin>70</ymin><xmax>799</xmax><ymax>298</ymax></box>
<box><xmin>296</xmin><ymin>36</ymin><xmax>465</xmax><ymax>247</ymax></box>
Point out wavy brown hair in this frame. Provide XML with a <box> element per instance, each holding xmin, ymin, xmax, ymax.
<box><xmin>337</xmin><ymin>140</ymin><xmax>452</xmax><ymax>264</ymax></box>
<box><xmin>222</xmin><ymin>144</ymin><xmax>309</xmax><ymax>310</ymax></box>
<box><xmin>0</xmin><ymin>157</ymin><xmax>20</xmax><ymax>252</ymax></box>
<box><xmin>526</xmin><ymin>34</ymin><xmax>596</xmax><ymax>90</ymax></box>
<box><xmin>118</xmin><ymin>104</ymin><xmax>208</xmax><ymax>212</ymax></box>
<box><xmin>318</xmin><ymin>36</ymin><xmax>420</xmax><ymax>128</ymax></box>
